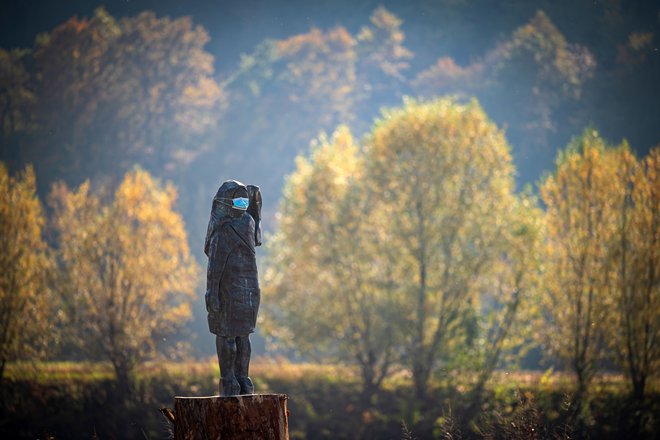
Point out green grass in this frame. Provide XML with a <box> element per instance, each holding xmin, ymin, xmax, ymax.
<box><xmin>2</xmin><ymin>360</ymin><xmax>658</xmax><ymax>439</ymax></box>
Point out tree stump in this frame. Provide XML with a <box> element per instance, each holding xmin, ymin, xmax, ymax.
<box><xmin>174</xmin><ymin>394</ymin><xmax>289</xmax><ymax>440</ymax></box>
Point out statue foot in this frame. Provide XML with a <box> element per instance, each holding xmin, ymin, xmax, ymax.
<box><xmin>237</xmin><ymin>376</ymin><xmax>254</xmax><ymax>394</ymax></box>
<box><xmin>221</xmin><ymin>377</ymin><xmax>241</xmax><ymax>396</ymax></box>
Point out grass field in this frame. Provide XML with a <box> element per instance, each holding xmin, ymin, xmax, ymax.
<box><xmin>1</xmin><ymin>360</ymin><xmax>658</xmax><ymax>439</ymax></box>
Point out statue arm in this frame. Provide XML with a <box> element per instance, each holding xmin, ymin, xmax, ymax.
<box><xmin>247</xmin><ymin>185</ymin><xmax>262</xmax><ymax>246</ymax></box>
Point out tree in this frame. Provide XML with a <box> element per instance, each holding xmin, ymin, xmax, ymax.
<box><xmin>0</xmin><ymin>163</ymin><xmax>52</xmax><ymax>380</ymax></box>
<box><xmin>263</xmin><ymin>126</ymin><xmax>401</xmax><ymax>400</ymax></box>
<box><xmin>608</xmin><ymin>146</ymin><xmax>660</xmax><ymax>402</ymax></box>
<box><xmin>364</xmin><ymin>97</ymin><xmax>518</xmax><ymax>399</ymax></box>
<box><xmin>470</xmin><ymin>191</ymin><xmax>545</xmax><ymax>400</ymax></box>
<box><xmin>0</xmin><ymin>49</ymin><xmax>35</xmax><ymax>162</ymax></box>
<box><xmin>354</xmin><ymin>6</ymin><xmax>413</xmax><ymax>125</ymax></box>
<box><xmin>23</xmin><ymin>7</ymin><xmax>224</xmax><ymax>188</ymax></box>
<box><xmin>539</xmin><ymin>129</ymin><xmax>619</xmax><ymax>413</ymax></box>
<box><xmin>412</xmin><ymin>10</ymin><xmax>596</xmax><ymax>182</ymax></box>
<box><xmin>50</xmin><ymin>168</ymin><xmax>199</xmax><ymax>390</ymax></box>
<box><xmin>204</xmin><ymin>6</ymin><xmax>414</xmax><ymax>225</ymax></box>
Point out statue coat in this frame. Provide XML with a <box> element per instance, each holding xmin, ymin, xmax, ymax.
<box><xmin>205</xmin><ymin>212</ymin><xmax>260</xmax><ymax>336</ymax></box>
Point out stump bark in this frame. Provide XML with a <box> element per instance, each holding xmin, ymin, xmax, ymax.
<box><xmin>174</xmin><ymin>394</ymin><xmax>289</xmax><ymax>440</ymax></box>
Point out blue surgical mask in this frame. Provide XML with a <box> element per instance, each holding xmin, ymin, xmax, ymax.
<box><xmin>232</xmin><ymin>197</ymin><xmax>249</xmax><ymax>210</ymax></box>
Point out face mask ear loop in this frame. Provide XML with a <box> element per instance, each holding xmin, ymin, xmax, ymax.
<box><xmin>213</xmin><ymin>198</ymin><xmax>239</xmax><ymax>209</ymax></box>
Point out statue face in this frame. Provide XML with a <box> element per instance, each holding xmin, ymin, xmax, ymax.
<box><xmin>228</xmin><ymin>186</ymin><xmax>249</xmax><ymax>218</ymax></box>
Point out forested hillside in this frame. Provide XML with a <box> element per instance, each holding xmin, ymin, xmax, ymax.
<box><xmin>2</xmin><ymin>0</ymin><xmax>658</xmax><ymax>224</ymax></box>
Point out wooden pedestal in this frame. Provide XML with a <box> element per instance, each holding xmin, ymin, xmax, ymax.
<box><xmin>173</xmin><ymin>394</ymin><xmax>289</xmax><ymax>440</ymax></box>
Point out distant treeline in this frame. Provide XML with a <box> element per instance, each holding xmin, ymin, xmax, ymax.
<box><xmin>1</xmin><ymin>2</ymin><xmax>659</xmax><ymax>236</ymax></box>
<box><xmin>1</xmin><ymin>97</ymin><xmax>658</xmax><ymax>433</ymax></box>
<box><xmin>0</xmin><ymin>2</ymin><xmax>658</xmax><ymax>429</ymax></box>
<box><xmin>1</xmin><ymin>2</ymin><xmax>658</xmax><ymax>354</ymax></box>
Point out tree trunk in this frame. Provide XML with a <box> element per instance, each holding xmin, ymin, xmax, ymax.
<box><xmin>632</xmin><ymin>375</ymin><xmax>646</xmax><ymax>403</ymax></box>
<box><xmin>412</xmin><ymin>361</ymin><xmax>430</xmax><ymax>400</ymax></box>
<box><xmin>112</xmin><ymin>360</ymin><xmax>134</xmax><ymax>398</ymax></box>
<box><xmin>174</xmin><ymin>394</ymin><xmax>289</xmax><ymax>440</ymax></box>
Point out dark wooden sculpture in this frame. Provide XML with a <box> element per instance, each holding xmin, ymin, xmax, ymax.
<box><xmin>204</xmin><ymin>180</ymin><xmax>262</xmax><ymax>396</ymax></box>
<box><xmin>167</xmin><ymin>181</ymin><xmax>288</xmax><ymax>439</ymax></box>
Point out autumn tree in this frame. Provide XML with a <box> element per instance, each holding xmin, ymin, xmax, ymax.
<box><xmin>206</xmin><ymin>6</ymin><xmax>413</xmax><ymax>222</ymax></box>
<box><xmin>470</xmin><ymin>191</ymin><xmax>545</xmax><ymax>400</ymax></box>
<box><xmin>608</xmin><ymin>146</ymin><xmax>660</xmax><ymax>402</ymax></box>
<box><xmin>412</xmin><ymin>10</ymin><xmax>596</xmax><ymax>180</ymax></box>
<box><xmin>0</xmin><ymin>49</ymin><xmax>35</xmax><ymax>162</ymax></box>
<box><xmin>354</xmin><ymin>6</ymin><xmax>413</xmax><ymax>125</ymax></box>
<box><xmin>363</xmin><ymin>97</ymin><xmax>519</xmax><ymax>399</ymax></box>
<box><xmin>539</xmin><ymin>130</ymin><xmax>621</xmax><ymax>412</ymax></box>
<box><xmin>263</xmin><ymin>126</ymin><xmax>401</xmax><ymax>400</ymax></box>
<box><xmin>20</xmin><ymin>7</ymin><xmax>224</xmax><ymax>188</ymax></box>
<box><xmin>50</xmin><ymin>168</ymin><xmax>199</xmax><ymax>390</ymax></box>
<box><xmin>0</xmin><ymin>163</ymin><xmax>52</xmax><ymax>380</ymax></box>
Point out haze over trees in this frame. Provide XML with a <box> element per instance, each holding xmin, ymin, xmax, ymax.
<box><xmin>2</xmin><ymin>1</ymin><xmax>658</xmax><ymax>223</ymax></box>
<box><xmin>0</xmin><ymin>0</ymin><xmax>658</xmax><ymax>414</ymax></box>
<box><xmin>2</xmin><ymin>8</ymin><xmax>225</xmax><ymax>193</ymax></box>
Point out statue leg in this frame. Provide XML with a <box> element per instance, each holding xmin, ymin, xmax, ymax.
<box><xmin>235</xmin><ymin>335</ymin><xmax>254</xmax><ymax>394</ymax></box>
<box><xmin>216</xmin><ymin>335</ymin><xmax>240</xmax><ymax>396</ymax></box>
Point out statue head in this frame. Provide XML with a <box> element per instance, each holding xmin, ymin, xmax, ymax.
<box><xmin>212</xmin><ymin>180</ymin><xmax>249</xmax><ymax>220</ymax></box>
<box><xmin>205</xmin><ymin>180</ymin><xmax>249</xmax><ymax>256</ymax></box>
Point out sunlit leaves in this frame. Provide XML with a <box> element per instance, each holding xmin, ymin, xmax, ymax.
<box><xmin>0</xmin><ymin>163</ymin><xmax>52</xmax><ymax>378</ymax></box>
<box><xmin>266</xmin><ymin>97</ymin><xmax>539</xmax><ymax>397</ymax></box>
<box><xmin>366</xmin><ymin>97</ymin><xmax>526</xmax><ymax>395</ymax></box>
<box><xmin>264</xmin><ymin>126</ymin><xmax>365</xmax><ymax>353</ymax></box>
<box><xmin>264</xmin><ymin>125</ymin><xmax>403</xmax><ymax>396</ymax></box>
<box><xmin>607</xmin><ymin>145</ymin><xmax>660</xmax><ymax>400</ymax></box>
<box><xmin>50</xmin><ymin>168</ymin><xmax>199</xmax><ymax>381</ymax></box>
<box><xmin>538</xmin><ymin>129</ymin><xmax>659</xmax><ymax>402</ymax></box>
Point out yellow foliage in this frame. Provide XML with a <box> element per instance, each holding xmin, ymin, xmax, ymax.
<box><xmin>50</xmin><ymin>168</ymin><xmax>199</xmax><ymax>378</ymax></box>
<box><xmin>365</xmin><ymin>97</ymin><xmax>528</xmax><ymax>394</ymax></box>
<box><xmin>265</xmin><ymin>98</ymin><xmax>537</xmax><ymax>396</ymax></box>
<box><xmin>0</xmin><ymin>163</ymin><xmax>53</xmax><ymax>377</ymax></box>
<box><xmin>538</xmin><ymin>130</ymin><xmax>659</xmax><ymax>398</ymax></box>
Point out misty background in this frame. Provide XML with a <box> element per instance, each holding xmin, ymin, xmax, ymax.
<box><xmin>2</xmin><ymin>0</ymin><xmax>659</xmax><ymax>359</ymax></box>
